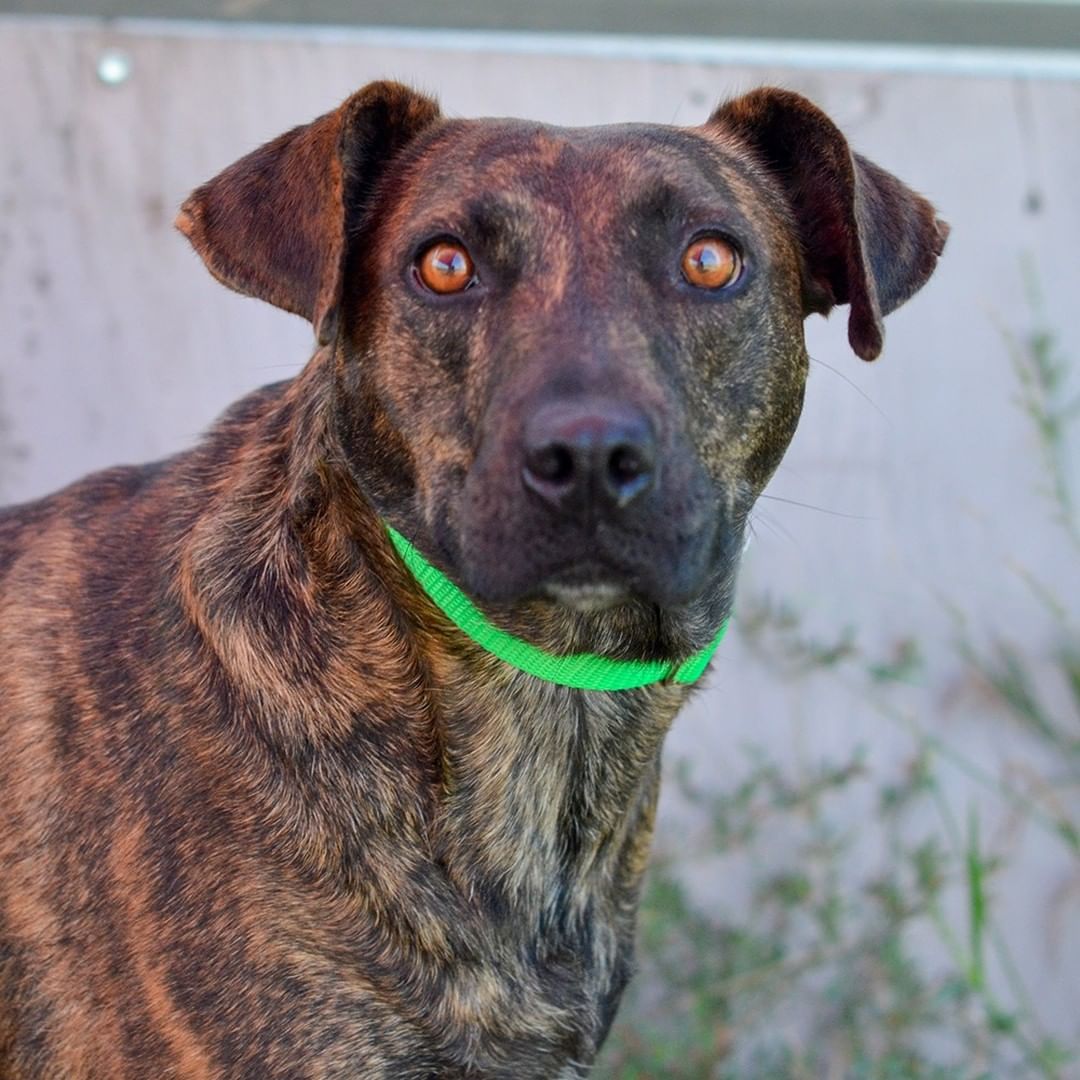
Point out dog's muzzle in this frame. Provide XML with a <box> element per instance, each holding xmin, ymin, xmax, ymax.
<box><xmin>456</xmin><ymin>390</ymin><xmax>722</xmax><ymax>610</ymax></box>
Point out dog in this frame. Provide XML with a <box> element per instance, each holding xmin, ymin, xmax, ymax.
<box><xmin>0</xmin><ymin>81</ymin><xmax>946</xmax><ymax>1078</ymax></box>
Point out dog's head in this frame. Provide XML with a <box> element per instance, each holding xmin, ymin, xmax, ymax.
<box><xmin>178</xmin><ymin>82</ymin><xmax>946</xmax><ymax>627</ymax></box>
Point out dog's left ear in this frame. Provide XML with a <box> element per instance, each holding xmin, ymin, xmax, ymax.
<box><xmin>708</xmin><ymin>87</ymin><xmax>948</xmax><ymax>360</ymax></box>
<box><xmin>176</xmin><ymin>81</ymin><xmax>441</xmax><ymax>346</ymax></box>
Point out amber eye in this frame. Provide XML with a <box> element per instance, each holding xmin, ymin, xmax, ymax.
<box><xmin>416</xmin><ymin>241</ymin><xmax>475</xmax><ymax>294</ymax></box>
<box><xmin>681</xmin><ymin>236</ymin><xmax>742</xmax><ymax>290</ymax></box>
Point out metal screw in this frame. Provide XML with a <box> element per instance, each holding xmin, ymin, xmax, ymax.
<box><xmin>97</xmin><ymin>50</ymin><xmax>133</xmax><ymax>87</ymax></box>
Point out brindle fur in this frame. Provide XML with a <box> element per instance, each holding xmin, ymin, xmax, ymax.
<box><xmin>0</xmin><ymin>82</ymin><xmax>946</xmax><ymax>1078</ymax></box>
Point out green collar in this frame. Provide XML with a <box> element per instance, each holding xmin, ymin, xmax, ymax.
<box><xmin>385</xmin><ymin>523</ymin><xmax>727</xmax><ymax>691</ymax></box>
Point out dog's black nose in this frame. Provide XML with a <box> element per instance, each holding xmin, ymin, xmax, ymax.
<box><xmin>522</xmin><ymin>399</ymin><xmax>656</xmax><ymax>516</ymax></box>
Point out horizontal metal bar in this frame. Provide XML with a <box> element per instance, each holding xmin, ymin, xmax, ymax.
<box><xmin>3</xmin><ymin>13</ymin><xmax>1080</xmax><ymax>81</ymax></box>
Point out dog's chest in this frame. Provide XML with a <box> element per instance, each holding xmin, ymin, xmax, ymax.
<box><xmin>385</xmin><ymin>680</ymin><xmax>668</xmax><ymax>1074</ymax></box>
<box><xmin>285</xmin><ymin>683</ymin><xmax>663</xmax><ymax>1076</ymax></box>
<box><xmin>232</xmin><ymin>872</ymin><xmax>634</xmax><ymax>1078</ymax></box>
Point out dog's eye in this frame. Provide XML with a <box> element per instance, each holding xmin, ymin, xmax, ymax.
<box><xmin>681</xmin><ymin>236</ymin><xmax>742</xmax><ymax>290</ymax></box>
<box><xmin>416</xmin><ymin>241</ymin><xmax>476</xmax><ymax>295</ymax></box>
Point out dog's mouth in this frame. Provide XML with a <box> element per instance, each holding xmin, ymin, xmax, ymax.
<box><xmin>544</xmin><ymin>583</ymin><xmax>629</xmax><ymax>613</ymax></box>
<box><xmin>542</xmin><ymin>568</ymin><xmax>632</xmax><ymax>613</ymax></box>
<box><xmin>476</xmin><ymin>549</ymin><xmax>643</xmax><ymax>611</ymax></box>
<box><xmin>456</xmin><ymin>518</ymin><xmax>722</xmax><ymax>612</ymax></box>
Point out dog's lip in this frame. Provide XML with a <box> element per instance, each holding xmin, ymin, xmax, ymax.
<box><xmin>543</xmin><ymin>580</ymin><xmax>630</xmax><ymax>613</ymax></box>
<box><xmin>541</xmin><ymin>555</ymin><xmax>632</xmax><ymax>589</ymax></box>
<box><xmin>536</xmin><ymin>556</ymin><xmax>640</xmax><ymax>611</ymax></box>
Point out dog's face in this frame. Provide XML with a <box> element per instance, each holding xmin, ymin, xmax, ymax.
<box><xmin>344</xmin><ymin>121</ymin><xmax>808</xmax><ymax>612</ymax></box>
<box><xmin>179</xmin><ymin>82</ymin><xmax>946</xmax><ymax>619</ymax></box>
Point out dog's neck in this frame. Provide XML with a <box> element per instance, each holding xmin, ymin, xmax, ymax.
<box><xmin>177</xmin><ymin>370</ymin><xmax>696</xmax><ymax>938</ymax></box>
<box><xmin>431</xmin><ymin>661</ymin><xmax>688</xmax><ymax>916</ymax></box>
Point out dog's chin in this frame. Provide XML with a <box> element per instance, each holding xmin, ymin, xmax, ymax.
<box><xmin>542</xmin><ymin>581</ymin><xmax>631</xmax><ymax>614</ymax></box>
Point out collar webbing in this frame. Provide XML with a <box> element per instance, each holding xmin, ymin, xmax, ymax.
<box><xmin>385</xmin><ymin>523</ymin><xmax>727</xmax><ymax>691</ymax></box>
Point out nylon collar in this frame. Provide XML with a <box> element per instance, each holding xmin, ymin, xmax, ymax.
<box><xmin>385</xmin><ymin>523</ymin><xmax>727</xmax><ymax>691</ymax></box>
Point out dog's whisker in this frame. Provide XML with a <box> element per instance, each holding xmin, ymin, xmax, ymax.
<box><xmin>748</xmin><ymin>510</ymin><xmax>799</xmax><ymax>547</ymax></box>
<box><xmin>757</xmin><ymin>493</ymin><xmax>873</xmax><ymax>520</ymax></box>
<box><xmin>808</xmin><ymin>352</ymin><xmax>889</xmax><ymax>421</ymax></box>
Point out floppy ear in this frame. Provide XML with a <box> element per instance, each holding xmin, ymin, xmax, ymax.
<box><xmin>708</xmin><ymin>87</ymin><xmax>948</xmax><ymax>360</ymax></box>
<box><xmin>176</xmin><ymin>81</ymin><xmax>441</xmax><ymax>346</ymax></box>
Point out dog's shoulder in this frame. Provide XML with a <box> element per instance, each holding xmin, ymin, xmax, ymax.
<box><xmin>0</xmin><ymin>378</ymin><xmax>295</xmax><ymax>600</ymax></box>
<box><xmin>0</xmin><ymin>463</ymin><xmax>162</xmax><ymax>585</ymax></box>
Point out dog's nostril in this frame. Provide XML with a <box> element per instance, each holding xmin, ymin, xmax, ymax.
<box><xmin>608</xmin><ymin>445</ymin><xmax>646</xmax><ymax>487</ymax></box>
<box><xmin>529</xmin><ymin>444</ymin><xmax>576</xmax><ymax>487</ymax></box>
<box><xmin>605</xmin><ymin>442</ymin><xmax>655</xmax><ymax>506</ymax></box>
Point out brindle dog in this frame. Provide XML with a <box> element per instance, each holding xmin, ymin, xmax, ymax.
<box><xmin>0</xmin><ymin>82</ymin><xmax>946</xmax><ymax>1078</ymax></box>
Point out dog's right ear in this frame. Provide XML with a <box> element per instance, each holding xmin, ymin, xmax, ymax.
<box><xmin>176</xmin><ymin>81</ymin><xmax>441</xmax><ymax>346</ymax></box>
